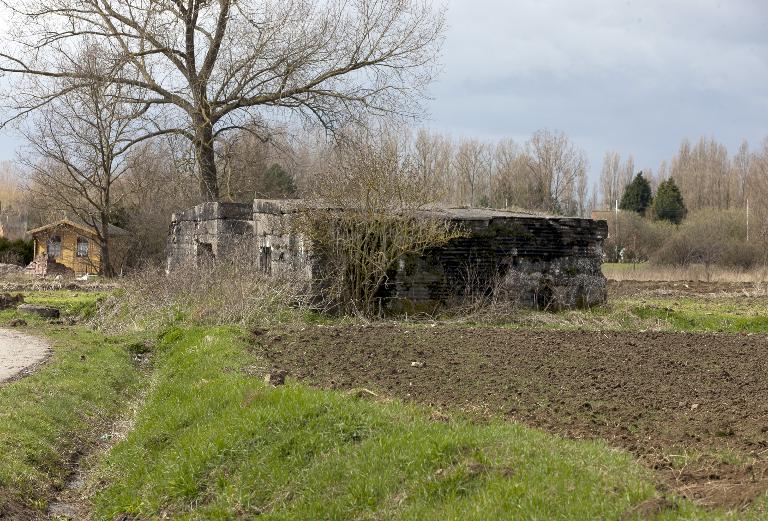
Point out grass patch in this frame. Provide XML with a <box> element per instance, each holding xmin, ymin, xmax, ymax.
<box><xmin>602</xmin><ymin>263</ymin><xmax>768</xmax><ymax>282</ymax></box>
<box><xmin>0</xmin><ymin>323</ymin><xmax>142</xmax><ymax>514</ymax></box>
<box><xmin>461</xmin><ymin>294</ymin><xmax>768</xmax><ymax>334</ymax></box>
<box><xmin>24</xmin><ymin>290</ymin><xmax>108</xmax><ymax>320</ymax></box>
<box><xmin>90</xmin><ymin>326</ymin><xmax>762</xmax><ymax>520</ymax></box>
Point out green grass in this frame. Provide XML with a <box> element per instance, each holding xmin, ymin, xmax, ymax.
<box><xmin>625</xmin><ymin>297</ymin><xmax>768</xmax><ymax>333</ymax></box>
<box><xmin>23</xmin><ymin>289</ymin><xmax>108</xmax><ymax>320</ymax></box>
<box><xmin>91</xmin><ymin>326</ymin><xmax>766</xmax><ymax>520</ymax></box>
<box><xmin>466</xmin><ymin>294</ymin><xmax>768</xmax><ymax>334</ymax></box>
<box><xmin>0</xmin><ymin>323</ymin><xmax>142</xmax><ymax>512</ymax></box>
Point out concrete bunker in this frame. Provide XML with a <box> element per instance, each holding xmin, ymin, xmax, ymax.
<box><xmin>167</xmin><ymin>199</ymin><xmax>608</xmax><ymax>310</ymax></box>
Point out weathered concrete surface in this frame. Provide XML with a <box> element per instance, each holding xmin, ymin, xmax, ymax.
<box><xmin>0</xmin><ymin>329</ymin><xmax>51</xmax><ymax>383</ymax></box>
<box><xmin>166</xmin><ymin>199</ymin><xmax>609</xmax><ymax>310</ymax></box>
<box><xmin>389</xmin><ymin>213</ymin><xmax>608</xmax><ymax>310</ymax></box>
<box><xmin>166</xmin><ymin>202</ymin><xmax>254</xmax><ymax>271</ymax></box>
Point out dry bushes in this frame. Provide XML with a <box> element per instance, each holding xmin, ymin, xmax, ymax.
<box><xmin>298</xmin><ymin>125</ymin><xmax>464</xmax><ymax>316</ymax></box>
<box><xmin>95</xmin><ymin>245</ymin><xmax>308</xmax><ymax>333</ymax></box>
<box><xmin>650</xmin><ymin>209</ymin><xmax>761</xmax><ymax>270</ymax></box>
<box><xmin>604</xmin><ymin>208</ymin><xmax>766</xmax><ymax>275</ymax></box>
<box><xmin>603</xmin><ymin>264</ymin><xmax>768</xmax><ymax>283</ymax></box>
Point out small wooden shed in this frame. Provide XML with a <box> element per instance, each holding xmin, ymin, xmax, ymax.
<box><xmin>25</xmin><ymin>219</ymin><xmax>129</xmax><ymax>276</ymax></box>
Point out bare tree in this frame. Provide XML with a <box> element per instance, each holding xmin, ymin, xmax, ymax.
<box><xmin>454</xmin><ymin>139</ymin><xmax>491</xmax><ymax>207</ymax></box>
<box><xmin>490</xmin><ymin>138</ymin><xmax>535</xmax><ymax>210</ymax></box>
<box><xmin>413</xmin><ymin>129</ymin><xmax>453</xmax><ymax>203</ymax></box>
<box><xmin>671</xmin><ymin>137</ymin><xmax>731</xmax><ymax>211</ymax></box>
<box><xmin>599</xmin><ymin>151</ymin><xmax>633</xmax><ymax>210</ymax></box>
<box><xmin>732</xmin><ymin>139</ymin><xmax>751</xmax><ymax>207</ymax></box>
<box><xmin>20</xmin><ymin>51</ymin><xmax>146</xmax><ymax>275</ymax></box>
<box><xmin>300</xmin><ymin>125</ymin><xmax>462</xmax><ymax>315</ymax></box>
<box><xmin>114</xmin><ymin>137</ymin><xmax>202</xmax><ymax>266</ymax></box>
<box><xmin>525</xmin><ymin>129</ymin><xmax>587</xmax><ymax>215</ymax></box>
<box><xmin>1</xmin><ymin>0</ymin><xmax>446</xmax><ymax>200</ymax></box>
<box><xmin>747</xmin><ymin>138</ymin><xmax>768</xmax><ymax>245</ymax></box>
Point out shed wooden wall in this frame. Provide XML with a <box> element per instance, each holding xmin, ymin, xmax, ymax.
<box><xmin>33</xmin><ymin>227</ymin><xmax>101</xmax><ymax>275</ymax></box>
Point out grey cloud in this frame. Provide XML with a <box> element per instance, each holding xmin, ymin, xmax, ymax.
<box><xmin>424</xmin><ymin>0</ymin><xmax>768</xmax><ymax>179</ymax></box>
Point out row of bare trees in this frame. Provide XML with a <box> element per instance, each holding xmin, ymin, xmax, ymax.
<box><xmin>1</xmin><ymin>0</ymin><xmax>446</xmax><ymax>201</ymax></box>
<box><xmin>310</xmin><ymin>128</ymin><xmax>590</xmax><ymax>215</ymax></box>
<box><xmin>597</xmin><ymin>137</ymin><xmax>768</xmax><ymax>244</ymax></box>
<box><xmin>598</xmin><ymin>138</ymin><xmax>768</xmax><ymax>213</ymax></box>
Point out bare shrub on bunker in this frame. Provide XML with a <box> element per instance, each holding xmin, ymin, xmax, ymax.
<box><xmin>298</xmin><ymin>126</ymin><xmax>465</xmax><ymax>316</ymax></box>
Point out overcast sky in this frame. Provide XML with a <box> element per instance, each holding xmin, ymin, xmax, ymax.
<box><xmin>1</xmin><ymin>0</ymin><xmax>766</xmax><ymax>181</ymax></box>
<box><xmin>426</xmin><ymin>0</ymin><xmax>767</xmax><ymax>179</ymax></box>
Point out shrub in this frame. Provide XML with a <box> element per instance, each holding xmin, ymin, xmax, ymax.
<box><xmin>603</xmin><ymin>211</ymin><xmax>670</xmax><ymax>263</ymax></box>
<box><xmin>0</xmin><ymin>238</ymin><xmax>33</xmax><ymax>265</ymax></box>
<box><xmin>650</xmin><ymin>209</ymin><xmax>765</xmax><ymax>272</ymax></box>
<box><xmin>95</xmin><ymin>240</ymin><xmax>307</xmax><ymax>333</ymax></box>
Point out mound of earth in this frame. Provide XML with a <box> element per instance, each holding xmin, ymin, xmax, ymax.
<box><xmin>259</xmin><ymin>325</ymin><xmax>768</xmax><ymax>509</ymax></box>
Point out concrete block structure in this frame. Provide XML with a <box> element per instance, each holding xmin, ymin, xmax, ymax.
<box><xmin>167</xmin><ymin>199</ymin><xmax>608</xmax><ymax>310</ymax></box>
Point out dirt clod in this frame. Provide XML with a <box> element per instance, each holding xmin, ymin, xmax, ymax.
<box><xmin>265</xmin><ymin>369</ymin><xmax>288</xmax><ymax>386</ymax></box>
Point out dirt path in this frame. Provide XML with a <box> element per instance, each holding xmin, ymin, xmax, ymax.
<box><xmin>259</xmin><ymin>325</ymin><xmax>768</xmax><ymax>509</ymax></box>
<box><xmin>0</xmin><ymin>328</ymin><xmax>51</xmax><ymax>383</ymax></box>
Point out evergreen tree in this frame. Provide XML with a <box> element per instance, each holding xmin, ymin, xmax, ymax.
<box><xmin>619</xmin><ymin>172</ymin><xmax>653</xmax><ymax>215</ymax></box>
<box><xmin>651</xmin><ymin>178</ymin><xmax>687</xmax><ymax>224</ymax></box>
<box><xmin>258</xmin><ymin>164</ymin><xmax>297</xmax><ymax>198</ymax></box>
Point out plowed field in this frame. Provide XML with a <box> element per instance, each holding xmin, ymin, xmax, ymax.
<box><xmin>259</xmin><ymin>325</ymin><xmax>768</xmax><ymax>508</ymax></box>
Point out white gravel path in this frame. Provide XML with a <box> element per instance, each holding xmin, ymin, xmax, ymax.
<box><xmin>0</xmin><ymin>328</ymin><xmax>51</xmax><ymax>383</ymax></box>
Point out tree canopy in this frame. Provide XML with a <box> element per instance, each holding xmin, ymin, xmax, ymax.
<box><xmin>619</xmin><ymin>172</ymin><xmax>653</xmax><ymax>215</ymax></box>
<box><xmin>651</xmin><ymin>178</ymin><xmax>687</xmax><ymax>224</ymax></box>
<box><xmin>0</xmin><ymin>0</ymin><xmax>446</xmax><ymax>200</ymax></box>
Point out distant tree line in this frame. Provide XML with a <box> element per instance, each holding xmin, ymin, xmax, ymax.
<box><xmin>599</xmin><ymin>136</ymin><xmax>768</xmax><ymax>268</ymax></box>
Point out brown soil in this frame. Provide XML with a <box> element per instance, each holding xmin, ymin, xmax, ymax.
<box><xmin>258</xmin><ymin>325</ymin><xmax>768</xmax><ymax>509</ymax></box>
<box><xmin>0</xmin><ymin>491</ymin><xmax>43</xmax><ymax>520</ymax></box>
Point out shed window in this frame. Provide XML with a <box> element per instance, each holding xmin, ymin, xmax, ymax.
<box><xmin>47</xmin><ymin>235</ymin><xmax>61</xmax><ymax>259</ymax></box>
<box><xmin>76</xmin><ymin>237</ymin><xmax>89</xmax><ymax>257</ymax></box>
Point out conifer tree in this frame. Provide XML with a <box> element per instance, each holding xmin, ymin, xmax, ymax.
<box><xmin>619</xmin><ymin>172</ymin><xmax>653</xmax><ymax>215</ymax></box>
<box><xmin>651</xmin><ymin>178</ymin><xmax>687</xmax><ymax>224</ymax></box>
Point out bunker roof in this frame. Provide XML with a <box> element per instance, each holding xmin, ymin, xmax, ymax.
<box><xmin>252</xmin><ymin>199</ymin><xmax>597</xmax><ymax>221</ymax></box>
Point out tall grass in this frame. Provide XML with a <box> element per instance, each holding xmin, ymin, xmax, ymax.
<box><xmin>95</xmin><ymin>259</ymin><xmax>308</xmax><ymax>333</ymax></box>
<box><xmin>603</xmin><ymin>262</ymin><xmax>768</xmax><ymax>283</ymax></box>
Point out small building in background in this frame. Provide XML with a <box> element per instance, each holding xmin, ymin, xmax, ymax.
<box><xmin>25</xmin><ymin>219</ymin><xmax>129</xmax><ymax>276</ymax></box>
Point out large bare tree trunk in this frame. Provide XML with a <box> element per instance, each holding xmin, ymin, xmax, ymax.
<box><xmin>194</xmin><ymin>118</ymin><xmax>219</xmax><ymax>201</ymax></box>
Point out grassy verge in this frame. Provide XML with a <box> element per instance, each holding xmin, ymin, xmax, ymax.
<box><xmin>459</xmin><ymin>294</ymin><xmax>768</xmax><ymax>334</ymax></box>
<box><xmin>602</xmin><ymin>262</ymin><xmax>768</xmax><ymax>282</ymax></box>
<box><xmin>0</xmin><ymin>296</ymin><xmax>142</xmax><ymax>517</ymax></box>
<box><xmin>91</xmin><ymin>326</ymin><xmax>760</xmax><ymax>521</ymax></box>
